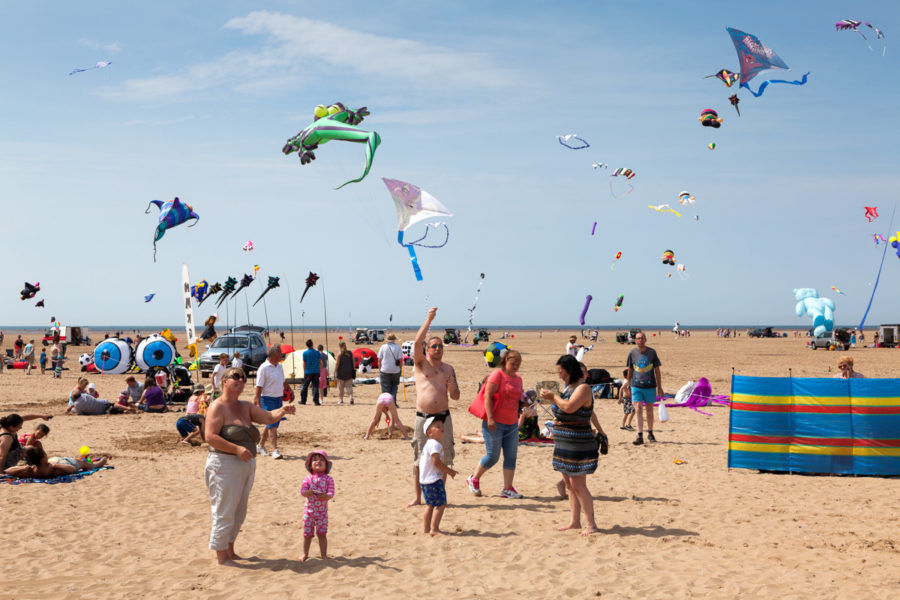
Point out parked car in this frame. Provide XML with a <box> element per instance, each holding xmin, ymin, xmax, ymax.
<box><xmin>443</xmin><ymin>328</ymin><xmax>461</xmax><ymax>345</ymax></box>
<box><xmin>878</xmin><ymin>324</ymin><xmax>900</xmax><ymax>348</ymax></box>
<box><xmin>42</xmin><ymin>326</ymin><xmax>90</xmax><ymax>346</ymax></box>
<box><xmin>748</xmin><ymin>327</ymin><xmax>780</xmax><ymax>338</ymax></box>
<box><xmin>367</xmin><ymin>329</ymin><xmax>386</xmax><ymax>343</ymax></box>
<box><xmin>808</xmin><ymin>328</ymin><xmax>851</xmax><ymax>351</ymax></box>
<box><xmin>353</xmin><ymin>328</ymin><xmax>370</xmax><ymax>344</ymax></box>
<box><xmin>472</xmin><ymin>328</ymin><xmax>490</xmax><ymax>344</ymax></box>
<box><xmin>198</xmin><ymin>325</ymin><xmax>267</xmax><ymax>377</ymax></box>
<box><xmin>615</xmin><ymin>328</ymin><xmax>642</xmax><ymax>344</ymax></box>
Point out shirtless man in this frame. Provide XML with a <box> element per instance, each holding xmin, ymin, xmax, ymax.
<box><xmin>408</xmin><ymin>307</ymin><xmax>460</xmax><ymax>507</ymax></box>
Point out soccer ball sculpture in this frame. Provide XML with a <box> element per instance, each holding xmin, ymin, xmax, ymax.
<box><xmin>483</xmin><ymin>342</ymin><xmax>508</xmax><ymax>368</ymax></box>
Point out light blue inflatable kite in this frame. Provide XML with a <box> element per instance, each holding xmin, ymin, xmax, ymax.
<box><xmin>794</xmin><ymin>288</ymin><xmax>835</xmax><ymax>337</ymax></box>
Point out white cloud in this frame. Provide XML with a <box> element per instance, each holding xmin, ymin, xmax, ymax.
<box><xmin>103</xmin><ymin>10</ymin><xmax>517</xmax><ymax>101</ymax></box>
<box><xmin>78</xmin><ymin>39</ymin><xmax>123</xmax><ymax>54</ymax></box>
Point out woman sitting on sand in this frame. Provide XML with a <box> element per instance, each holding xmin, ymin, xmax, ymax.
<box><xmin>139</xmin><ymin>376</ymin><xmax>168</xmax><ymax>412</ymax></box>
<box><xmin>4</xmin><ymin>446</ymin><xmax>109</xmax><ymax>479</ymax></box>
<box><xmin>363</xmin><ymin>393</ymin><xmax>410</xmax><ymax>440</ymax></box>
<box><xmin>834</xmin><ymin>356</ymin><xmax>865</xmax><ymax>379</ymax></box>
<box><xmin>1</xmin><ymin>413</ymin><xmax>53</xmax><ymax>471</ymax></box>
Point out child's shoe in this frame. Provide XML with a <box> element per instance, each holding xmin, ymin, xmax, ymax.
<box><xmin>466</xmin><ymin>475</ymin><xmax>482</xmax><ymax>496</ymax></box>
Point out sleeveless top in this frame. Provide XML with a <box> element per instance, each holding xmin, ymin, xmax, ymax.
<box><xmin>1</xmin><ymin>431</ymin><xmax>23</xmax><ymax>469</ymax></box>
<box><xmin>210</xmin><ymin>424</ymin><xmax>260</xmax><ymax>457</ymax></box>
<box><xmin>550</xmin><ymin>383</ymin><xmax>593</xmax><ymax>426</ymax></box>
<box><xmin>336</xmin><ymin>351</ymin><xmax>355</xmax><ymax>380</ymax></box>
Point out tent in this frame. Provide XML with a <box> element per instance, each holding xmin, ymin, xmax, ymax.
<box><xmin>352</xmin><ymin>347</ymin><xmax>379</xmax><ymax>369</ymax></box>
<box><xmin>282</xmin><ymin>349</ymin><xmax>336</xmax><ymax>379</ymax></box>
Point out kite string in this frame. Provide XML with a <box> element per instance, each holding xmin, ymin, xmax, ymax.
<box><xmin>405</xmin><ymin>223</ymin><xmax>450</xmax><ymax>248</ymax></box>
<box><xmin>858</xmin><ymin>202</ymin><xmax>897</xmax><ymax>331</ymax></box>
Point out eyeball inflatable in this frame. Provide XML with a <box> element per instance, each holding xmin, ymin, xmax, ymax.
<box><xmin>93</xmin><ymin>338</ymin><xmax>133</xmax><ymax>375</ymax></box>
<box><xmin>483</xmin><ymin>342</ymin><xmax>508</xmax><ymax>368</ymax></box>
<box><xmin>135</xmin><ymin>334</ymin><xmax>176</xmax><ymax>372</ymax></box>
<box><xmin>401</xmin><ymin>340</ymin><xmax>414</xmax><ymax>359</ymax></box>
<box><xmin>78</xmin><ymin>353</ymin><xmax>93</xmax><ymax>367</ymax></box>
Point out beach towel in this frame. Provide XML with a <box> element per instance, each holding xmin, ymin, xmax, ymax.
<box><xmin>0</xmin><ymin>466</ymin><xmax>114</xmax><ymax>485</ymax></box>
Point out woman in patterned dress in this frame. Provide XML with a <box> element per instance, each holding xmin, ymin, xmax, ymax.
<box><xmin>540</xmin><ymin>354</ymin><xmax>601</xmax><ymax>535</ymax></box>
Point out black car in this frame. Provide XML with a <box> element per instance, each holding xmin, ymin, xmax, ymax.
<box><xmin>748</xmin><ymin>327</ymin><xmax>779</xmax><ymax>338</ymax></box>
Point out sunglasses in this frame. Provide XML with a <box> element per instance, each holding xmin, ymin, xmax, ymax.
<box><xmin>428</xmin><ymin>344</ymin><xmax>443</xmax><ymax>349</ymax></box>
<box><xmin>228</xmin><ymin>373</ymin><xmax>247</xmax><ymax>382</ymax></box>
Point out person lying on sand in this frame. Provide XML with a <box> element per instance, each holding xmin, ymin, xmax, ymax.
<box><xmin>4</xmin><ymin>446</ymin><xmax>109</xmax><ymax>479</ymax></box>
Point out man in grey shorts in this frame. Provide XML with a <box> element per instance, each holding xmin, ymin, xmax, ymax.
<box><xmin>408</xmin><ymin>307</ymin><xmax>459</xmax><ymax>507</ymax></box>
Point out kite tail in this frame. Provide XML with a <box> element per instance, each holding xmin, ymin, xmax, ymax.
<box><xmin>153</xmin><ymin>240</ymin><xmax>157</xmax><ymax>262</ymax></box>
<box><xmin>398</xmin><ymin>231</ymin><xmax>424</xmax><ymax>281</ymax></box>
<box><xmin>859</xmin><ymin>203</ymin><xmax>897</xmax><ymax>330</ymax></box>
<box><xmin>740</xmin><ymin>72</ymin><xmax>810</xmax><ymax>98</ymax></box>
<box><xmin>334</xmin><ymin>131</ymin><xmax>381</xmax><ymax>190</ymax></box>
<box><xmin>252</xmin><ymin>289</ymin><xmax>270</xmax><ymax>307</ymax></box>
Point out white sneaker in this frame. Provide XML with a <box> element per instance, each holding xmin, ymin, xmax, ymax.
<box><xmin>271</xmin><ymin>449</ymin><xmax>283</xmax><ymax>460</ymax></box>
<box><xmin>257</xmin><ymin>446</ymin><xmax>268</xmax><ymax>456</ymax></box>
<box><xmin>338</xmin><ymin>399</ymin><xmax>344</xmax><ymax>404</ymax></box>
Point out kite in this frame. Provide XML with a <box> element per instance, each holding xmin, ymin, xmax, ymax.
<box><xmin>699</xmin><ymin>109</ymin><xmax>722</xmax><ymax>128</ymax></box>
<box><xmin>557</xmin><ymin>134</ymin><xmax>589</xmax><ymax>149</ymax></box>
<box><xmin>891</xmin><ymin>232</ymin><xmax>900</xmax><ymax>259</ymax></box>
<box><xmin>300</xmin><ymin>272</ymin><xmax>319</xmax><ymax>303</ymax></box>
<box><xmin>836</xmin><ymin>20</ymin><xmax>886</xmax><ymax>55</ymax></box>
<box><xmin>200</xmin><ymin>315</ymin><xmax>217</xmax><ymax>341</ymax></box>
<box><xmin>20</xmin><ymin>282</ymin><xmax>40</xmax><ymax>300</ymax></box>
<box><xmin>610</xmin><ymin>250</ymin><xmax>622</xmax><ymax>270</ymax></box>
<box><xmin>694</xmin><ymin>215</ymin><xmax>700</xmax><ymax>222</ymax></box>
<box><xmin>382</xmin><ymin>178</ymin><xmax>452</xmax><ymax>281</ymax></box>
<box><xmin>253</xmin><ymin>276</ymin><xmax>280</xmax><ymax>306</ymax></box>
<box><xmin>591</xmin><ymin>222</ymin><xmax>597</xmax><ymax>236</ymax></box>
<box><xmin>592</xmin><ymin>162</ymin><xmax>607</xmax><ymax>170</ymax></box>
<box><xmin>874</xmin><ymin>233</ymin><xmax>886</xmax><ymax>245</ymax></box>
<box><xmin>35</xmin><ymin>300</ymin><xmax>45</xmax><ymax>308</ymax></box>
<box><xmin>465</xmin><ymin>273</ymin><xmax>486</xmax><ymax>337</ymax></box>
<box><xmin>145</xmin><ymin>197</ymin><xmax>199</xmax><ymax>262</ymax></box>
<box><xmin>579</xmin><ymin>295</ymin><xmax>593</xmax><ymax>326</ymax></box>
<box><xmin>214</xmin><ymin>277</ymin><xmax>238</xmax><ymax>308</ymax></box>
<box><xmin>191</xmin><ymin>280</ymin><xmax>209</xmax><ymax>304</ymax></box>
<box><xmin>864</xmin><ymin>206</ymin><xmax>879</xmax><ymax>222</ymax></box>
<box><xmin>662</xmin><ymin>250</ymin><xmax>676</xmax><ymax>266</ymax></box>
<box><xmin>144</xmin><ymin>294</ymin><xmax>155</xmax><ymax>303</ymax></box>
<box><xmin>704</xmin><ymin>69</ymin><xmax>740</xmax><ymax>87</ymax></box>
<box><xmin>282</xmin><ymin>102</ymin><xmax>380</xmax><ymax>189</ymax></box>
<box><xmin>242</xmin><ymin>241</ymin><xmax>254</xmax><ymax>252</ymax></box>
<box><xmin>609</xmin><ymin>168</ymin><xmax>636</xmax><ymax>198</ymax></box>
<box><xmin>729</xmin><ymin>94</ymin><xmax>741</xmax><ymax>116</ymax></box>
<box><xmin>649</xmin><ymin>204</ymin><xmax>682</xmax><ymax>217</ymax></box>
<box><xmin>831</xmin><ymin>286</ymin><xmax>846</xmax><ymax>296</ymax></box>
<box><xmin>708</xmin><ymin>142</ymin><xmax>716</xmax><ymax>150</ymax></box>
<box><xmin>230</xmin><ymin>274</ymin><xmax>255</xmax><ymax>300</ymax></box>
<box><xmin>614</xmin><ymin>294</ymin><xmax>624</xmax><ymax>312</ymax></box>
<box><xmin>69</xmin><ymin>61</ymin><xmax>111</xmax><ymax>76</ymax></box>
<box><xmin>676</xmin><ymin>264</ymin><xmax>688</xmax><ymax>280</ymax></box>
<box><xmin>678</xmin><ymin>191</ymin><xmax>695</xmax><ymax>205</ymax></box>
<box><xmin>199</xmin><ymin>282</ymin><xmax>222</xmax><ymax>306</ymax></box>
<box><xmin>726</xmin><ymin>27</ymin><xmax>810</xmax><ymax>98</ymax></box>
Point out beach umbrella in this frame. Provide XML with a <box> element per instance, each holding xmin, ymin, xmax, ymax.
<box><xmin>93</xmin><ymin>338</ymin><xmax>133</xmax><ymax>375</ymax></box>
<box><xmin>135</xmin><ymin>334</ymin><xmax>176</xmax><ymax>372</ymax></box>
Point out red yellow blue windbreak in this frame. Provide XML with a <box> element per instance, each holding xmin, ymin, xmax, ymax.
<box><xmin>728</xmin><ymin>375</ymin><xmax>900</xmax><ymax>475</ymax></box>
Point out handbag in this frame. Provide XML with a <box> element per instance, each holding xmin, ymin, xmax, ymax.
<box><xmin>468</xmin><ymin>375</ymin><xmax>497</xmax><ymax>420</ymax></box>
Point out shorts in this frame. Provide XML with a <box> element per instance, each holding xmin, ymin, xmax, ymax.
<box><xmin>621</xmin><ymin>396</ymin><xmax>634</xmax><ymax>414</ymax></box>
<box><xmin>302</xmin><ymin>514</ymin><xmax>328</xmax><ymax>537</ymax></box>
<box><xmin>630</xmin><ymin>386</ymin><xmax>657</xmax><ymax>405</ymax></box>
<box><xmin>260</xmin><ymin>396</ymin><xmax>284</xmax><ymax>429</ymax></box>
<box><xmin>420</xmin><ymin>479</ymin><xmax>447</xmax><ymax>507</ymax></box>
<box><xmin>412</xmin><ymin>413</ymin><xmax>454</xmax><ymax>466</ymax></box>
<box><xmin>49</xmin><ymin>457</ymin><xmax>79</xmax><ymax>468</ymax></box>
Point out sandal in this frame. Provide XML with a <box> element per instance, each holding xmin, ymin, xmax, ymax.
<box><xmin>597</xmin><ymin>432</ymin><xmax>609</xmax><ymax>455</ymax></box>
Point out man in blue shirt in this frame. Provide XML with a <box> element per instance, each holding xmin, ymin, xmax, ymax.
<box><xmin>301</xmin><ymin>339</ymin><xmax>322</xmax><ymax>405</ymax></box>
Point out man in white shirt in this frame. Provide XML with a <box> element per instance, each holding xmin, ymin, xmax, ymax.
<box><xmin>566</xmin><ymin>335</ymin><xmax>579</xmax><ymax>357</ymax></box>
<box><xmin>377</xmin><ymin>333</ymin><xmax>403</xmax><ymax>401</ymax></box>
<box><xmin>254</xmin><ymin>346</ymin><xmax>287</xmax><ymax>459</ymax></box>
<box><xmin>211</xmin><ymin>353</ymin><xmax>229</xmax><ymax>398</ymax></box>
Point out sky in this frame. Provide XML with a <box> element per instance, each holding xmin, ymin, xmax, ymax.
<box><xmin>1</xmin><ymin>1</ymin><xmax>899</xmax><ymax>330</ymax></box>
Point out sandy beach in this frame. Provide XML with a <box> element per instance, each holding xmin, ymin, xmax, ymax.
<box><xmin>2</xmin><ymin>328</ymin><xmax>899</xmax><ymax>600</ymax></box>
